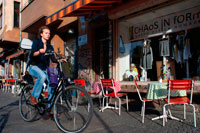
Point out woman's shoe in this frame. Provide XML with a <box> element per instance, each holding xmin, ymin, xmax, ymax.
<box><xmin>30</xmin><ymin>95</ymin><xmax>37</xmax><ymax>105</ymax></box>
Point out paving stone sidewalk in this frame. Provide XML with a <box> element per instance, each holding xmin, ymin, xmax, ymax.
<box><xmin>0</xmin><ymin>91</ymin><xmax>200</xmax><ymax>133</ymax></box>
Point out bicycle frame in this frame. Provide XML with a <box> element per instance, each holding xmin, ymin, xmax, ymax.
<box><xmin>39</xmin><ymin>60</ymin><xmax>73</xmax><ymax>110</ymax></box>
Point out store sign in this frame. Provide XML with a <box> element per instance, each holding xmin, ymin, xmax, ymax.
<box><xmin>78</xmin><ymin>34</ymin><xmax>88</xmax><ymax>46</ymax></box>
<box><xmin>130</xmin><ymin>6</ymin><xmax>200</xmax><ymax>40</ymax></box>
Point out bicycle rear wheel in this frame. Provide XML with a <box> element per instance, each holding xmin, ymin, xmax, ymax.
<box><xmin>54</xmin><ymin>85</ymin><xmax>93</xmax><ymax>133</ymax></box>
<box><xmin>19</xmin><ymin>84</ymin><xmax>38</xmax><ymax>122</ymax></box>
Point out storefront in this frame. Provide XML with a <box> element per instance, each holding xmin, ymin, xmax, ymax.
<box><xmin>45</xmin><ymin>0</ymin><xmax>122</xmax><ymax>83</ymax></box>
<box><xmin>78</xmin><ymin>15</ymin><xmax>113</xmax><ymax>83</ymax></box>
<box><xmin>114</xmin><ymin>0</ymin><xmax>200</xmax><ymax>82</ymax></box>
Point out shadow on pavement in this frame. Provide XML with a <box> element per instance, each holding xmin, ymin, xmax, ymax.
<box><xmin>93</xmin><ymin>110</ymin><xmax>113</xmax><ymax>133</ymax></box>
<box><xmin>0</xmin><ymin>100</ymin><xmax>18</xmax><ymax>132</ymax></box>
<box><xmin>0</xmin><ymin>113</ymin><xmax>9</xmax><ymax>132</ymax></box>
<box><xmin>0</xmin><ymin>100</ymin><xmax>19</xmax><ymax>111</ymax></box>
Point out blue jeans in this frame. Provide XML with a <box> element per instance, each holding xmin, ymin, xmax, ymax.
<box><xmin>29</xmin><ymin>65</ymin><xmax>54</xmax><ymax>107</ymax></box>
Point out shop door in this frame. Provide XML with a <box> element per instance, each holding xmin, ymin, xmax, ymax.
<box><xmin>94</xmin><ymin>25</ymin><xmax>109</xmax><ymax>80</ymax></box>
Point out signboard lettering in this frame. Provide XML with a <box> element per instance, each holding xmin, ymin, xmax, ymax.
<box><xmin>130</xmin><ymin>6</ymin><xmax>200</xmax><ymax>41</ymax></box>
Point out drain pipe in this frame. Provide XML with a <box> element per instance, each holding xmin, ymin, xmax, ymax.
<box><xmin>2</xmin><ymin>0</ymin><xmax>5</xmax><ymax>79</ymax></box>
<box><xmin>20</xmin><ymin>0</ymin><xmax>22</xmax><ymax>42</ymax></box>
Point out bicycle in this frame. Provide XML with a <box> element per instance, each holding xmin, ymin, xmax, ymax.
<box><xmin>19</xmin><ymin>51</ymin><xmax>93</xmax><ymax>133</ymax></box>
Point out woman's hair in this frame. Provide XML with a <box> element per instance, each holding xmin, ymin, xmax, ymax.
<box><xmin>37</xmin><ymin>26</ymin><xmax>50</xmax><ymax>39</ymax></box>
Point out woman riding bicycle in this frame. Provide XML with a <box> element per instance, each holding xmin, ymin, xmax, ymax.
<box><xmin>28</xmin><ymin>26</ymin><xmax>63</xmax><ymax>106</ymax></box>
<box><xmin>19</xmin><ymin>28</ymin><xmax>93</xmax><ymax>132</ymax></box>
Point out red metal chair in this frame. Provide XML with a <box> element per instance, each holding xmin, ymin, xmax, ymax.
<box><xmin>74</xmin><ymin>79</ymin><xmax>102</xmax><ymax>107</ymax></box>
<box><xmin>100</xmin><ymin>79</ymin><xmax>128</xmax><ymax>115</ymax></box>
<box><xmin>134</xmin><ymin>79</ymin><xmax>153</xmax><ymax>123</ymax></box>
<box><xmin>3</xmin><ymin>79</ymin><xmax>16</xmax><ymax>93</ymax></box>
<box><xmin>163</xmin><ymin>79</ymin><xmax>196</xmax><ymax>127</ymax></box>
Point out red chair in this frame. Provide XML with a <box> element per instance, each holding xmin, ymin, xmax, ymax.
<box><xmin>3</xmin><ymin>79</ymin><xmax>16</xmax><ymax>93</ymax></box>
<box><xmin>100</xmin><ymin>79</ymin><xmax>128</xmax><ymax>115</ymax></box>
<box><xmin>74</xmin><ymin>79</ymin><xmax>102</xmax><ymax>107</ymax></box>
<box><xmin>134</xmin><ymin>79</ymin><xmax>153</xmax><ymax>123</ymax></box>
<box><xmin>163</xmin><ymin>79</ymin><xmax>196</xmax><ymax>127</ymax></box>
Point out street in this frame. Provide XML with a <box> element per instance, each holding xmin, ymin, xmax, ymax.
<box><xmin>1</xmin><ymin>91</ymin><xmax>200</xmax><ymax>133</ymax></box>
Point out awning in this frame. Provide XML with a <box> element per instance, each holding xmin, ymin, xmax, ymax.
<box><xmin>46</xmin><ymin>0</ymin><xmax>121</xmax><ymax>25</ymax></box>
<box><xmin>6</xmin><ymin>50</ymin><xmax>24</xmax><ymax>60</ymax></box>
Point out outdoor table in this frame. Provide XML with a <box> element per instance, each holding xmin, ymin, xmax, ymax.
<box><xmin>92</xmin><ymin>81</ymin><xmax>121</xmax><ymax>94</ymax></box>
<box><xmin>146</xmin><ymin>82</ymin><xmax>186</xmax><ymax>100</ymax></box>
<box><xmin>146</xmin><ymin>82</ymin><xmax>187</xmax><ymax>121</ymax></box>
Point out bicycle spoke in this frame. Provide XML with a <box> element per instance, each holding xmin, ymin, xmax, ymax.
<box><xmin>19</xmin><ymin>84</ymin><xmax>37</xmax><ymax>122</ymax></box>
<box><xmin>54</xmin><ymin>85</ymin><xmax>93</xmax><ymax>133</ymax></box>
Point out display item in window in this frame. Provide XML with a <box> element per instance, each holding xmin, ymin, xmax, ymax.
<box><xmin>139</xmin><ymin>65</ymin><xmax>147</xmax><ymax>81</ymax></box>
<box><xmin>142</xmin><ymin>39</ymin><xmax>153</xmax><ymax>70</ymax></box>
<box><xmin>166</xmin><ymin>67</ymin><xmax>171</xmax><ymax>80</ymax></box>
<box><xmin>159</xmin><ymin>35</ymin><xmax>170</xmax><ymax>56</ymax></box>
<box><xmin>124</xmin><ymin>63</ymin><xmax>139</xmax><ymax>81</ymax></box>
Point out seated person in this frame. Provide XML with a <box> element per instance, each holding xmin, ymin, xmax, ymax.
<box><xmin>23</xmin><ymin>71</ymin><xmax>33</xmax><ymax>84</ymax></box>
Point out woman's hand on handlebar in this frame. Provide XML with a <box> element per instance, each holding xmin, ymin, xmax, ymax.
<box><xmin>44</xmin><ymin>50</ymin><xmax>55</xmax><ymax>56</ymax></box>
<box><xmin>39</xmin><ymin>49</ymin><xmax>46</xmax><ymax>54</ymax></box>
<box><xmin>44</xmin><ymin>50</ymin><xmax>67</xmax><ymax>62</ymax></box>
<box><xmin>58</xmin><ymin>58</ymin><xmax>67</xmax><ymax>62</ymax></box>
<box><xmin>33</xmin><ymin>48</ymin><xmax>46</xmax><ymax>56</ymax></box>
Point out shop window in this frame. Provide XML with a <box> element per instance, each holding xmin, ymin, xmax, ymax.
<box><xmin>118</xmin><ymin>1</ymin><xmax>200</xmax><ymax>82</ymax></box>
<box><xmin>118</xmin><ymin>37</ymin><xmax>145</xmax><ymax>81</ymax></box>
<box><xmin>119</xmin><ymin>28</ymin><xmax>200</xmax><ymax>82</ymax></box>
<box><xmin>14</xmin><ymin>1</ymin><xmax>20</xmax><ymax>28</ymax></box>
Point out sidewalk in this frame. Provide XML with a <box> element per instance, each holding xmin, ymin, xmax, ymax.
<box><xmin>0</xmin><ymin>91</ymin><xmax>200</xmax><ymax>133</ymax></box>
<box><xmin>85</xmin><ymin>99</ymin><xmax>200</xmax><ymax>133</ymax></box>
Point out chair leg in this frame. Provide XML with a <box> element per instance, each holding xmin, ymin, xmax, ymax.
<box><xmin>98</xmin><ymin>96</ymin><xmax>102</xmax><ymax>109</ymax></box>
<box><xmin>106</xmin><ymin>97</ymin><xmax>108</xmax><ymax>109</ymax></box>
<box><xmin>119</xmin><ymin>98</ymin><xmax>121</xmax><ymax>116</ymax></box>
<box><xmin>126</xmin><ymin>95</ymin><xmax>129</xmax><ymax>111</ymax></box>
<box><xmin>101</xmin><ymin>97</ymin><xmax>105</xmax><ymax>112</ymax></box>
<box><xmin>163</xmin><ymin>104</ymin><xmax>167</xmax><ymax>126</ymax></box>
<box><xmin>142</xmin><ymin>101</ymin><xmax>145</xmax><ymax>123</ymax></box>
<box><xmin>190</xmin><ymin>104</ymin><xmax>196</xmax><ymax>127</ymax></box>
<box><xmin>184</xmin><ymin>104</ymin><xmax>186</xmax><ymax>119</ymax></box>
<box><xmin>141</xmin><ymin>103</ymin><xmax>144</xmax><ymax>116</ymax></box>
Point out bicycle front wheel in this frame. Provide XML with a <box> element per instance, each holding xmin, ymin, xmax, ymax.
<box><xmin>54</xmin><ymin>85</ymin><xmax>93</xmax><ymax>133</ymax></box>
<box><xmin>19</xmin><ymin>84</ymin><xmax>38</xmax><ymax>122</ymax></box>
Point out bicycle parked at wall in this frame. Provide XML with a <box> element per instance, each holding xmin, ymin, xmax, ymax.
<box><xmin>19</xmin><ymin>51</ymin><xmax>93</xmax><ymax>133</ymax></box>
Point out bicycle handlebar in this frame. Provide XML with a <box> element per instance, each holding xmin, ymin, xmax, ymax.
<box><xmin>45</xmin><ymin>51</ymin><xmax>55</xmax><ymax>56</ymax></box>
<box><xmin>45</xmin><ymin>51</ymin><xmax>66</xmax><ymax>61</ymax></box>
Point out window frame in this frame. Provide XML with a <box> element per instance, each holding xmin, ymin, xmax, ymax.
<box><xmin>13</xmin><ymin>1</ymin><xmax>20</xmax><ymax>28</ymax></box>
<box><xmin>0</xmin><ymin>4</ymin><xmax>2</xmax><ymax>29</ymax></box>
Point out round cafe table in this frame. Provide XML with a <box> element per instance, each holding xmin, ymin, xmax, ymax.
<box><xmin>146</xmin><ymin>82</ymin><xmax>187</xmax><ymax>100</ymax></box>
<box><xmin>145</xmin><ymin>82</ymin><xmax>187</xmax><ymax>121</ymax></box>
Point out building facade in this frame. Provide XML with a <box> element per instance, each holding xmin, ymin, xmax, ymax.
<box><xmin>21</xmin><ymin>0</ymin><xmax>78</xmax><ymax>77</ymax></box>
<box><xmin>45</xmin><ymin>0</ymin><xmax>200</xmax><ymax>90</ymax></box>
<box><xmin>0</xmin><ymin>0</ymin><xmax>21</xmax><ymax>79</ymax></box>
<box><xmin>109</xmin><ymin>0</ymin><xmax>200</xmax><ymax>82</ymax></box>
<box><xmin>45</xmin><ymin>0</ymin><xmax>122</xmax><ymax>84</ymax></box>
